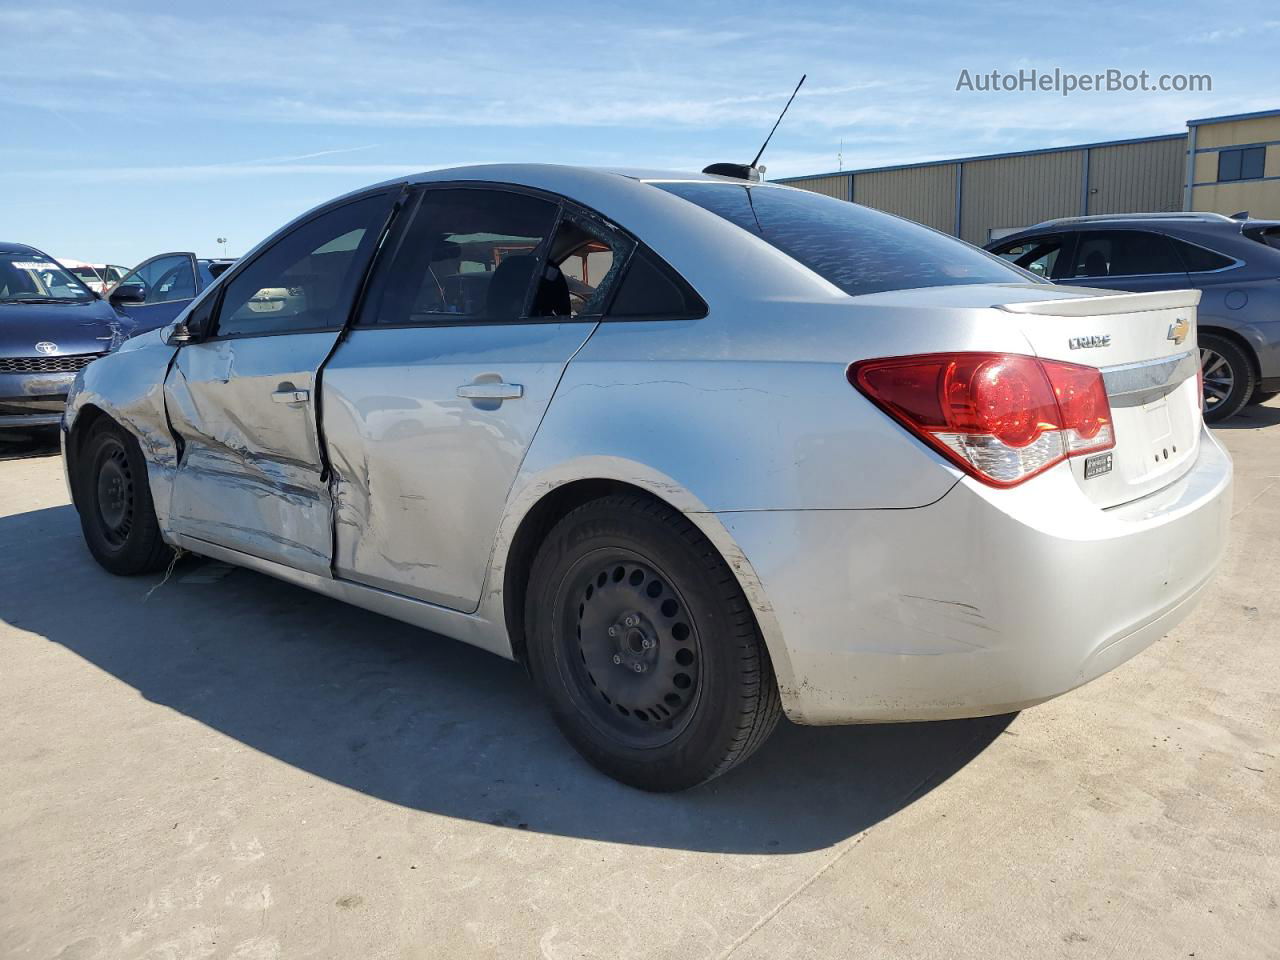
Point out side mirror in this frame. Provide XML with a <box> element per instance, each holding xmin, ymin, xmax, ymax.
<box><xmin>167</xmin><ymin>300</ymin><xmax>213</xmax><ymax>346</ymax></box>
<box><xmin>167</xmin><ymin>321</ymin><xmax>197</xmax><ymax>345</ymax></box>
<box><xmin>109</xmin><ymin>283</ymin><xmax>146</xmax><ymax>306</ymax></box>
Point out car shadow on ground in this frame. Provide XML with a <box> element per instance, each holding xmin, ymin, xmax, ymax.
<box><xmin>1214</xmin><ymin>401</ymin><xmax>1280</xmax><ymax>430</ymax></box>
<box><xmin>1</xmin><ymin>502</ymin><xmax>1012</xmax><ymax>855</ymax></box>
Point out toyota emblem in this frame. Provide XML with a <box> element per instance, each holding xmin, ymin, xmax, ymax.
<box><xmin>35</xmin><ymin>341</ymin><xmax>58</xmax><ymax>355</ymax></box>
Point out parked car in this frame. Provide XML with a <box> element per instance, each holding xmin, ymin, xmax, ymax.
<box><xmin>107</xmin><ymin>252</ymin><xmax>235</xmax><ymax>334</ymax></box>
<box><xmin>986</xmin><ymin>212</ymin><xmax>1280</xmax><ymax>422</ymax></box>
<box><xmin>63</xmin><ymin>167</ymin><xmax>1231</xmax><ymax>790</ymax></box>
<box><xmin>56</xmin><ymin>260</ymin><xmax>130</xmax><ymax>296</ymax></box>
<box><xmin>1</xmin><ymin>243</ymin><xmax>131</xmax><ymax>433</ymax></box>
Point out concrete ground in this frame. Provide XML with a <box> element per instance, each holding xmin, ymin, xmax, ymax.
<box><xmin>1</xmin><ymin>405</ymin><xmax>1277</xmax><ymax>960</ymax></box>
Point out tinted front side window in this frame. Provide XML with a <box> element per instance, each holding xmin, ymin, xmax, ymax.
<box><xmin>361</xmin><ymin>188</ymin><xmax>559</xmax><ymax>325</ymax></box>
<box><xmin>1065</xmin><ymin>231</ymin><xmax>1184</xmax><ymax>278</ymax></box>
<box><xmin>993</xmin><ymin>236</ymin><xmax>1065</xmax><ymax>278</ymax></box>
<box><xmin>655</xmin><ymin>182</ymin><xmax>1027</xmax><ymax>297</ymax></box>
<box><xmin>216</xmin><ymin>193</ymin><xmax>391</xmax><ymax>337</ymax></box>
<box><xmin>118</xmin><ymin>254</ymin><xmax>196</xmax><ymax>304</ymax></box>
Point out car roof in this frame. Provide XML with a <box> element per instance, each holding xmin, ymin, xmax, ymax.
<box><xmin>346</xmin><ymin>163</ymin><xmax>776</xmax><ymax>202</ymax></box>
<box><xmin>1010</xmin><ymin>212</ymin><xmax>1280</xmax><ymax>236</ymax></box>
<box><xmin>1028</xmin><ymin>212</ymin><xmax>1240</xmax><ymax>229</ymax></box>
<box><xmin>402</xmin><ymin>163</ymin><xmax>743</xmax><ymax>186</ymax></box>
<box><xmin>0</xmin><ymin>241</ymin><xmax>40</xmax><ymax>255</ymax></box>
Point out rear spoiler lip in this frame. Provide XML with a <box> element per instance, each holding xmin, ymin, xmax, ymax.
<box><xmin>994</xmin><ymin>288</ymin><xmax>1201</xmax><ymax>317</ymax></box>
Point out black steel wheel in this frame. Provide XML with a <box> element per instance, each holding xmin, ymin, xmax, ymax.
<box><xmin>1200</xmin><ymin>333</ymin><xmax>1255</xmax><ymax>423</ymax></box>
<box><xmin>76</xmin><ymin>419</ymin><xmax>173</xmax><ymax>575</ymax></box>
<box><xmin>525</xmin><ymin>493</ymin><xmax>781</xmax><ymax>791</ymax></box>
<box><xmin>560</xmin><ymin>551</ymin><xmax>702</xmax><ymax>749</ymax></box>
<box><xmin>93</xmin><ymin>435</ymin><xmax>134</xmax><ymax>547</ymax></box>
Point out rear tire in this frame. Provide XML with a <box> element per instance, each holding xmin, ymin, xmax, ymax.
<box><xmin>76</xmin><ymin>419</ymin><xmax>173</xmax><ymax>575</ymax></box>
<box><xmin>524</xmin><ymin>494</ymin><xmax>781</xmax><ymax>791</ymax></box>
<box><xmin>1200</xmin><ymin>333</ymin><xmax>1255</xmax><ymax>424</ymax></box>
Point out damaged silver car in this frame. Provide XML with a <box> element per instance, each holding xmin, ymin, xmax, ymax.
<box><xmin>63</xmin><ymin>165</ymin><xmax>1231</xmax><ymax>791</ymax></box>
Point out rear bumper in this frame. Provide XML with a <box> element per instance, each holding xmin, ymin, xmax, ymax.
<box><xmin>721</xmin><ymin>427</ymin><xmax>1233</xmax><ymax>724</ymax></box>
<box><xmin>0</xmin><ymin>371</ymin><xmax>74</xmax><ymax>428</ymax></box>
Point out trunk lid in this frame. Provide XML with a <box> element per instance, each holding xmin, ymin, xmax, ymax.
<box><xmin>997</xmin><ymin>287</ymin><xmax>1202</xmax><ymax>508</ymax></box>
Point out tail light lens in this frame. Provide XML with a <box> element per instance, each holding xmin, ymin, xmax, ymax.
<box><xmin>849</xmin><ymin>353</ymin><xmax>1115</xmax><ymax>487</ymax></box>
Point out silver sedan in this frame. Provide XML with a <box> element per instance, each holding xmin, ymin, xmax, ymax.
<box><xmin>62</xmin><ymin>165</ymin><xmax>1232</xmax><ymax>790</ymax></box>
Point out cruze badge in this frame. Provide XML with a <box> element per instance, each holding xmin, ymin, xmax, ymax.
<box><xmin>34</xmin><ymin>341</ymin><xmax>58</xmax><ymax>355</ymax></box>
<box><xmin>1167</xmin><ymin>318</ymin><xmax>1190</xmax><ymax>346</ymax></box>
<box><xmin>1068</xmin><ymin>335</ymin><xmax>1111</xmax><ymax>350</ymax></box>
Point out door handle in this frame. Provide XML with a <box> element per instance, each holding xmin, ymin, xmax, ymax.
<box><xmin>271</xmin><ymin>388</ymin><xmax>310</xmax><ymax>404</ymax></box>
<box><xmin>456</xmin><ymin>382</ymin><xmax>523</xmax><ymax>401</ymax></box>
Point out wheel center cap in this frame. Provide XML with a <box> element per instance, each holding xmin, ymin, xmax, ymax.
<box><xmin>609</xmin><ymin>611</ymin><xmax>657</xmax><ymax>669</ymax></box>
<box><xmin>625</xmin><ymin>628</ymin><xmax>646</xmax><ymax>654</ymax></box>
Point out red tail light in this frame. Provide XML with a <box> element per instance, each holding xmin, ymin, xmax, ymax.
<box><xmin>849</xmin><ymin>353</ymin><xmax>1115</xmax><ymax>487</ymax></box>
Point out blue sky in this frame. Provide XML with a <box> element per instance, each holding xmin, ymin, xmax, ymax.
<box><xmin>2</xmin><ymin>0</ymin><xmax>1277</xmax><ymax>266</ymax></box>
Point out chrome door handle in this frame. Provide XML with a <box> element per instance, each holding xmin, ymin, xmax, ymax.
<box><xmin>271</xmin><ymin>388</ymin><xmax>310</xmax><ymax>404</ymax></box>
<box><xmin>457</xmin><ymin>382</ymin><xmax>523</xmax><ymax>400</ymax></box>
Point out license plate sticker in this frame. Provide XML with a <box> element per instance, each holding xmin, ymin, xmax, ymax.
<box><xmin>1084</xmin><ymin>452</ymin><xmax>1113</xmax><ymax>479</ymax></box>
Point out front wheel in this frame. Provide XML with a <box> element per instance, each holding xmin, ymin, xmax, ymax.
<box><xmin>1200</xmin><ymin>334</ymin><xmax>1256</xmax><ymax>423</ymax></box>
<box><xmin>525</xmin><ymin>495</ymin><xmax>781</xmax><ymax>791</ymax></box>
<box><xmin>76</xmin><ymin>420</ymin><xmax>173</xmax><ymax>575</ymax></box>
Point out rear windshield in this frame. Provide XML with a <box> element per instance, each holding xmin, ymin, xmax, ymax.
<box><xmin>655</xmin><ymin>182</ymin><xmax>1030</xmax><ymax>297</ymax></box>
<box><xmin>1245</xmin><ymin>225</ymin><xmax>1280</xmax><ymax>251</ymax></box>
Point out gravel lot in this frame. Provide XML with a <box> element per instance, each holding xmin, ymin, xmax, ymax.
<box><xmin>2</xmin><ymin>404</ymin><xmax>1277</xmax><ymax>960</ymax></box>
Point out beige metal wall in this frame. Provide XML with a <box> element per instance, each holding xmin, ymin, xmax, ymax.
<box><xmin>1191</xmin><ymin>115</ymin><xmax>1280</xmax><ymax>219</ymax></box>
<box><xmin>853</xmin><ymin>165</ymin><xmax>957</xmax><ymax>233</ymax></box>
<box><xmin>777</xmin><ymin>118</ymin><xmax>1279</xmax><ymax>242</ymax></box>
<box><xmin>1193</xmin><ymin>114</ymin><xmax>1280</xmax><ymax>149</ymax></box>
<box><xmin>1087</xmin><ymin>137</ymin><xmax>1184</xmax><ymax>215</ymax></box>
<box><xmin>959</xmin><ymin>150</ymin><xmax>1084</xmax><ymax>245</ymax></box>
<box><xmin>779</xmin><ymin>174</ymin><xmax>850</xmax><ymax>201</ymax></box>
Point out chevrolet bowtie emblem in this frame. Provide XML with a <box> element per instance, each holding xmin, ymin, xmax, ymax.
<box><xmin>1167</xmin><ymin>318</ymin><xmax>1190</xmax><ymax>346</ymax></box>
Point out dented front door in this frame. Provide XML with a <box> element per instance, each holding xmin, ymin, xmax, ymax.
<box><xmin>162</xmin><ymin>190</ymin><xmax>397</xmax><ymax>575</ymax></box>
<box><xmin>164</xmin><ymin>333</ymin><xmax>341</xmax><ymax>575</ymax></box>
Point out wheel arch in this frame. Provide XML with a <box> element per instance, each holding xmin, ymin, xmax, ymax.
<box><xmin>494</xmin><ymin>471</ymin><xmax>799</xmax><ymax>712</ymax></box>
<box><xmin>64</xmin><ymin>402</ymin><xmax>111</xmax><ymax>510</ymax></box>
<box><xmin>1199</xmin><ymin>324</ymin><xmax>1261</xmax><ymax>379</ymax></box>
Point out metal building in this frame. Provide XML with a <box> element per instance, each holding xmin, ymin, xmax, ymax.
<box><xmin>775</xmin><ymin>108</ymin><xmax>1280</xmax><ymax>243</ymax></box>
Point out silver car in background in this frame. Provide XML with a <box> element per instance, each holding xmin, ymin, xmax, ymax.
<box><xmin>62</xmin><ymin>166</ymin><xmax>1232</xmax><ymax>790</ymax></box>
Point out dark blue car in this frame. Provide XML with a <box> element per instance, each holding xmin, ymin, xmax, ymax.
<box><xmin>106</xmin><ymin>251</ymin><xmax>235</xmax><ymax>334</ymax></box>
<box><xmin>0</xmin><ymin>242</ymin><xmax>134</xmax><ymax>433</ymax></box>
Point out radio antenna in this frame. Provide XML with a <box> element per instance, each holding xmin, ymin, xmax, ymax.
<box><xmin>750</xmin><ymin>74</ymin><xmax>806</xmax><ymax>169</ymax></box>
<box><xmin>702</xmin><ymin>74</ymin><xmax>807</xmax><ymax>182</ymax></box>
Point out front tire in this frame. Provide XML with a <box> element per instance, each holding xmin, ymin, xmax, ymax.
<box><xmin>1200</xmin><ymin>333</ymin><xmax>1256</xmax><ymax>423</ymax></box>
<box><xmin>525</xmin><ymin>494</ymin><xmax>781</xmax><ymax>791</ymax></box>
<box><xmin>76</xmin><ymin>420</ymin><xmax>173</xmax><ymax>575</ymax></box>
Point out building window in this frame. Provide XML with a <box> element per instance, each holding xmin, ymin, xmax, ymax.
<box><xmin>1217</xmin><ymin>146</ymin><xmax>1266</xmax><ymax>183</ymax></box>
